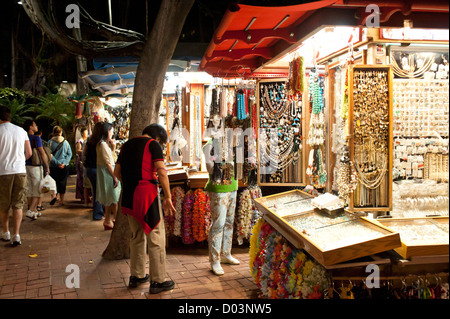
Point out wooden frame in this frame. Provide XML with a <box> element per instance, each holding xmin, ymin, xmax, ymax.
<box><xmin>348</xmin><ymin>65</ymin><xmax>394</xmax><ymax>212</ymax></box>
<box><xmin>254</xmin><ymin>190</ymin><xmax>402</xmax><ymax>266</ymax></box>
<box><xmin>256</xmin><ymin>78</ymin><xmax>305</xmax><ymax>187</ymax></box>
<box><xmin>375</xmin><ymin>217</ymin><xmax>449</xmax><ymax>259</ymax></box>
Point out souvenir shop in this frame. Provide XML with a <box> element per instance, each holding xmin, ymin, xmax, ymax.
<box><xmin>197</xmin><ymin>0</ymin><xmax>449</xmax><ymax>299</ymax></box>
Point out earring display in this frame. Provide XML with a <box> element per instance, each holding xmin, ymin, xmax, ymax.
<box><xmin>393</xmin><ymin>80</ymin><xmax>449</xmax><ymax>138</ymax></box>
<box><xmin>258</xmin><ymin>80</ymin><xmax>303</xmax><ymax>185</ymax></box>
<box><xmin>349</xmin><ymin>66</ymin><xmax>393</xmax><ymax>211</ymax></box>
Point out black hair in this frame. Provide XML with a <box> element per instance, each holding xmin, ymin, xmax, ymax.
<box><xmin>87</xmin><ymin>121</ymin><xmax>104</xmax><ymax>145</ymax></box>
<box><xmin>23</xmin><ymin>119</ymin><xmax>35</xmax><ymax>132</ymax></box>
<box><xmin>0</xmin><ymin>105</ymin><xmax>12</xmax><ymax>122</ymax></box>
<box><xmin>142</xmin><ymin>124</ymin><xmax>168</xmax><ymax>144</ymax></box>
<box><xmin>100</xmin><ymin>122</ymin><xmax>114</xmax><ymax>142</ymax></box>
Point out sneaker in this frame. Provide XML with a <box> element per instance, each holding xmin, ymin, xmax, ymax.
<box><xmin>1</xmin><ymin>231</ymin><xmax>10</xmax><ymax>242</ymax></box>
<box><xmin>221</xmin><ymin>255</ymin><xmax>240</xmax><ymax>265</ymax></box>
<box><xmin>128</xmin><ymin>274</ymin><xmax>149</xmax><ymax>288</ymax></box>
<box><xmin>149</xmin><ymin>280</ymin><xmax>175</xmax><ymax>294</ymax></box>
<box><xmin>26</xmin><ymin>210</ymin><xmax>38</xmax><ymax>220</ymax></box>
<box><xmin>11</xmin><ymin>234</ymin><xmax>21</xmax><ymax>246</ymax></box>
<box><xmin>211</xmin><ymin>261</ymin><xmax>224</xmax><ymax>276</ymax></box>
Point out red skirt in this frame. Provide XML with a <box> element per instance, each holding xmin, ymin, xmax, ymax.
<box><xmin>122</xmin><ymin>180</ymin><xmax>161</xmax><ymax>234</ymax></box>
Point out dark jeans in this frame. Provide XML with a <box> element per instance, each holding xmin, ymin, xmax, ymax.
<box><xmin>86</xmin><ymin>167</ymin><xmax>104</xmax><ymax>220</ymax></box>
<box><xmin>50</xmin><ymin>166</ymin><xmax>69</xmax><ymax>194</ymax></box>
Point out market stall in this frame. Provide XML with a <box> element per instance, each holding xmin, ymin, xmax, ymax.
<box><xmin>198</xmin><ymin>0</ymin><xmax>449</xmax><ymax>299</ymax></box>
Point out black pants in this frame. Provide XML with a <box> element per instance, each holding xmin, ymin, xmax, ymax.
<box><xmin>50</xmin><ymin>166</ymin><xmax>69</xmax><ymax>194</ymax></box>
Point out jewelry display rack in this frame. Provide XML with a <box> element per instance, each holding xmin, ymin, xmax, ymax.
<box><xmin>348</xmin><ymin>65</ymin><xmax>394</xmax><ymax>212</ymax></box>
<box><xmin>257</xmin><ymin>78</ymin><xmax>304</xmax><ymax>186</ymax></box>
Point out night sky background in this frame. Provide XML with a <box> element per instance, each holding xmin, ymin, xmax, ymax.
<box><xmin>0</xmin><ymin>0</ymin><xmax>310</xmax><ymax>91</ymax></box>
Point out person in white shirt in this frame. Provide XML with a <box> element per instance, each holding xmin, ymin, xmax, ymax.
<box><xmin>0</xmin><ymin>105</ymin><xmax>32</xmax><ymax>246</ymax></box>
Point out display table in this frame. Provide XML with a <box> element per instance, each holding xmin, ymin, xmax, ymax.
<box><xmin>250</xmin><ymin>189</ymin><xmax>449</xmax><ymax>299</ymax></box>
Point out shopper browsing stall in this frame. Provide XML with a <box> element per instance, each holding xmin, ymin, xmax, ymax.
<box><xmin>114</xmin><ymin>123</ymin><xmax>175</xmax><ymax>293</ymax></box>
<box><xmin>96</xmin><ymin>122</ymin><xmax>121</xmax><ymax>230</ymax></box>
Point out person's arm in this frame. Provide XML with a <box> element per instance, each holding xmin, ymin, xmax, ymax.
<box><xmin>99</xmin><ymin>142</ymin><xmax>118</xmax><ymax>188</ymax></box>
<box><xmin>37</xmin><ymin>146</ymin><xmax>50</xmax><ymax>175</ymax></box>
<box><xmin>114</xmin><ymin>163</ymin><xmax>122</xmax><ymax>182</ymax></box>
<box><xmin>24</xmin><ymin>140</ymin><xmax>32</xmax><ymax>160</ymax></box>
<box><xmin>64</xmin><ymin>141</ymin><xmax>72</xmax><ymax>166</ymax></box>
<box><xmin>154</xmin><ymin>160</ymin><xmax>175</xmax><ymax>216</ymax></box>
<box><xmin>76</xmin><ymin>141</ymin><xmax>83</xmax><ymax>157</ymax></box>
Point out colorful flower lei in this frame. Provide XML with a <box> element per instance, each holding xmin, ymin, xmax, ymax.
<box><xmin>172</xmin><ymin>187</ymin><xmax>185</xmax><ymax>237</ymax></box>
<box><xmin>236</xmin><ymin>189</ymin><xmax>253</xmax><ymax>245</ymax></box>
<box><xmin>249</xmin><ymin>220</ymin><xmax>330</xmax><ymax>299</ymax></box>
<box><xmin>182</xmin><ymin>190</ymin><xmax>195</xmax><ymax>244</ymax></box>
<box><xmin>192</xmin><ymin>189</ymin><xmax>208</xmax><ymax>242</ymax></box>
<box><xmin>205</xmin><ymin>193</ymin><xmax>212</xmax><ymax>236</ymax></box>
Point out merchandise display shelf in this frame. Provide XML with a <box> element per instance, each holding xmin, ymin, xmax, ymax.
<box><xmin>254</xmin><ymin>190</ymin><xmax>402</xmax><ymax>266</ymax></box>
<box><xmin>375</xmin><ymin>217</ymin><xmax>449</xmax><ymax>259</ymax></box>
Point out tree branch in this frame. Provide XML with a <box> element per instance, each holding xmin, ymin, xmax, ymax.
<box><xmin>22</xmin><ymin>0</ymin><xmax>145</xmax><ymax>58</ymax></box>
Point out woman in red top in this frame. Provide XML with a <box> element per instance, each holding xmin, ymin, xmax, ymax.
<box><xmin>114</xmin><ymin>124</ymin><xmax>175</xmax><ymax>294</ymax></box>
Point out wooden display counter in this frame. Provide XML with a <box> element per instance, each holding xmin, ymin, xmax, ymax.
<box><xmin>254</xmin><ymin>189</ymin><xmax>402</xmax><ymax>266</ymax></box>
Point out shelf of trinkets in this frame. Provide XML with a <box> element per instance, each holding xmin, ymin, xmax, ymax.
<box><xmin>393</xmin><ymin>79</ymin><xmax>449</xmax><ymax>138</ymax></box>
<box><xmin>376</xmin><ymin>217</ymin><xmax>449</xmax><ymax>259</ymax></box>
<box><xmin>391</xmin><ymin>179</ymin><xmax>449</xmax><ymax>218</ymax></box>
<box><xmin>255</xmin><ymin>189</ymin><xmax>314</xmax><ymax>218</ymax></box>
<box><xmin>288</xmin><ymin>214</ymin><xmax>392</xmax><ymax>251</ymax></box>
<box><xmin>254</xmin><ymin>189</ymin><xmax>401</xmax><ymax>266</ymax></box>
<box><xmin>257</xmin><ymin>80</ymin><xmax>303</xmax><ymax>185</ymax></box>
<box><xmin>393</xmin><ymin>137</ymin><xmax>449</xmax><ymax>180</ymax></box>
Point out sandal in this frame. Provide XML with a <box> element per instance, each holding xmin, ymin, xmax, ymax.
<box><xmin>37</xmin><ymin>206</ymin><xmax>45</xmax><ymax>212</ymax></box>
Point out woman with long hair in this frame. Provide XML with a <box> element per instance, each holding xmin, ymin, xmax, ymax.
<box><xmin>83</xmin><ymin>122</ymin><xmax>104</xmax><ymax>220</ymax></box>
<box><xmin>96</xmin><ymin>122</ymin><xmax>121</xmax><ymax>230</ymax></box>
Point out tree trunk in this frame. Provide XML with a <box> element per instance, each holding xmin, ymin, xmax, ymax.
<box><xmin>128</xmin><ymin>0</ymin><xmax>195</xmax><ymax>138</ymax></box>
<box><xmin>102</xmin><ymin>0</ymin><xmax>195</xmax><ymax>260</ymax></box>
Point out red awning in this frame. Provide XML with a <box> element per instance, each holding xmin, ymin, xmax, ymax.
<box><xmin>199</xmin><ymin>0</ymin><xmax>449</xmax><ymax>78</ymax></box>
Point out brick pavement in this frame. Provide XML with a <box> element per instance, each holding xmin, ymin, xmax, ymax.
<box><xmin>0</xmin><ymin>176</ymin><xmax>259</xmax><ymax>299</ymax></box>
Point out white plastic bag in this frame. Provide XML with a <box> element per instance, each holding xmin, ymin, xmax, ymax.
<box><xmin>40</xmin><ymin>175</ymin><xmax>57</xmax><ymax>195</ymax></box>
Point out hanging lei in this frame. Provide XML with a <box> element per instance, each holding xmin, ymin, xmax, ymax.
<box><xmin>192</xmin><ymin>189</ymin><xmax>208</xmax><ymax>242</ymax></box>
<box><xmin>249</xmin><ymin>221</ymin><xmax>330</xmax><ymax>299</ymax></box>
<box><xmin>182</xmin><ymin>190</ymin><xmax>195</xmax><ymax>244</ymax></box>
<box><xmin>236</xmin><ymin>189</ymin><xmax>253</xmax><ymax>245</ymax></box>
<box><xmin>205</xmin><ymin>192</ymin><xmax>212</xmax><ymax>236</ymax></box>
<box><xmin>164</xmin><ymin>213</ymin><xmax>175</xmax><ymax>236</ymax></box>
<box><xmin>172</xmin><ymin>187</ymin><xmax>185</xmax><ymax>237</ymax></box>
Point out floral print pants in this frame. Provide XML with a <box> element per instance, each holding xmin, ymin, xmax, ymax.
<box><xmin>207</xmin><ymin>191</ymin><xmax>237</xmax><ymax>263</ymax></box>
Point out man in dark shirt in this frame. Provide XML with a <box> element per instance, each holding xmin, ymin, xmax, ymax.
<box><xmin>114</xmin><ymin>124</ymin><xmax>175</xmax><ymax>294</ymax></box>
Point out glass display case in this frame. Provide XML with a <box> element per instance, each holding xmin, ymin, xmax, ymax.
<box><xmin>254</xmin><ymin>190</ymin><xmax>401</xmax><ymax>266</ymax></box>
<box><xmin>376</xmin><ymin>217</ymin><xmax>449</xmax><ymax>259</ymax></box>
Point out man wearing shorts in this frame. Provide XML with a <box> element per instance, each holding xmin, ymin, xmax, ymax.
<box><xmin>0</xmin><ymin>106</ymin><xmax>32</xmax><ymax>246</ymax></box>
<box><xmin>23</xmin><ymin>119</ymin><xmax>50</xmax><ymax>219</ymax></box>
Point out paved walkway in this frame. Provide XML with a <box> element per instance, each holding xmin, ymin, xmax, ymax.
<box><xmin>0</xmin><ymin>176</ymin><xmax>259</xmax><ymax>299</ymax></box>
